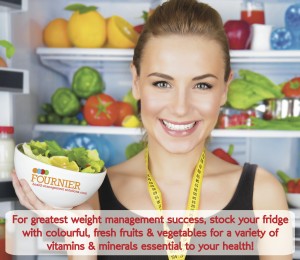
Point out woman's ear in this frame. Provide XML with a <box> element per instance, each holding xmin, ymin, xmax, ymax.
<box><xmin>220</xmin><ymin>70</ymin><xmax>234</xmax><ymax>106</ymax></box>
<box><xmin>130</xmin><ymin>63</ymin><xmax>141</xmax><ymax>100</ymax></box>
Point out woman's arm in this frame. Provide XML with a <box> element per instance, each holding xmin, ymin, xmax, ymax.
<box><xmin>253</xmin><ymin>167</ymin><xmax>293</xmax><ymax>260</ymax></box>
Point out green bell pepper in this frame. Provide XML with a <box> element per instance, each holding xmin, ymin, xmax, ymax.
<box><xmin>72</xmin><ymin>66</ymin><xmax>105</xmax><ymax>99</ymax></box>
<box><xmin>51</xmin><ymin>87</ymin><xmax>81</xmax><ymax>116</ymax></box>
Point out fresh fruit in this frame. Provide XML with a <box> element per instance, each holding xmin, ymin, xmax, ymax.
<box><xmin>0</xmin><ymin>57</ymin><xmax>7</xmax><ymax>67</ymax></box>
<box><xmin>49</xmin><ymin>156</ymin><xmax>79</xmax><ymax>172</ymax></box>
<box><xmin>282</xmin><ymin>77</ymin><xmax>300</xmax><ymax>97</ymax></box>
<box><xmin>107</xmin><ymin>15</ymin><xmax>139</xmax><ymax>48</ymax></box>
<box><xmin>83</xmin><ymin>93</ymin><xmax>118</xmax><ymax>126</ymax></box>
<box><xmin>133</xmin><ymin>11</ymin><xmax>149</xmax><ymax>33</ymax></box>
<box><xmin>224</xmin><ymin>20</ymin><xmax>252</xmax><ymax>50</ymax></box>
<box><xmin>72</xmin><ymin>66</ymin><xmax>105</xmax><ymax>98</ymax></box>
<box><xmin>123</xmin><ymin>89</ymin><xmax>139</xmax><ymax>114</ymax></box>
<box><xmin>66</xmin><ymin>4</ymin><xmax>106</xmax><ymax>48</ymax></box>
<box><xmin>114</xmin><ymin>101</ymin><xmax>134</xmax><ymax>126</ymax></box>
<box><xmin>122</xmin><ymin>115</ymin><xmax>141</xmax><ymax>128</ymax></box>
<box><xmin>212</xmin><ymin>145</ymin><xmax>239</xmax><ymax>165</ymax></box>
<box><xmin>43</xmin><ymin>18</ymin><xmax>72</xmax><ymax>48</ymax></box>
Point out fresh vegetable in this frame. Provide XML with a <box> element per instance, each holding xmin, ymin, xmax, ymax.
<box><xmin>114</xmin><ymin>101</ymin><xmax>134</xmax><ymax>126</ymax></box>
<box><xmin>47</xmin><ymin>113</ymin><xmax>62</xmax><ymax>124</ymax></box>
<box><xmin>20</xmin><ymin>140</ymin><xmax>104</xmax><ymax>173</ymax></box>
<box><xmin>125</xmin><ymin>141</ymin><xmax>146</xmax><ymax>159</ymax></box>
<box><xmin>123</xmin><ymin>89</ymin><xmax>139</xmax><ymax>114</ymax></box>
<box><xmin>72</xmin><ymin>66</ymin><xmax>105</xmax><ymax>99</ymax></box>
<box><xmin>83</xmin><ymin>93</ymin><xmax>118</xmax><ymax>126</ymax></box>
<box><xmin>227</xmin><ymin>70</ymin><xmax>283</xmax><ymax>110</ymax></box>
<box><xmin>51</xmin><ymin>87</ymin><xmax>81</xmax><ymax>116</ymax></box>
<box><xmin>239</xmin><ymin>70</ymin><xmax>283</xmax><ymax>97</ymax></box>
<box><xmin>0</xmin><ymin>40</ymin><xmax>15</xmax><ymax>59</ymax></box>
<box><xmin>212</xmin><ymin>144</ymin><xmax>239</xmax><ymax>165</ymax></box>
<box><xmin>224</xmin><ymin>20</ymin><xmax>252</xmax><ymax>50</ymax></box>
<box><xmin>277</xmin><ymin>170</ymin><xmax>300</xmax><ymax>193</ymax></box>
<box><xmin>282</xmin><ymin>77</ymin><xmax>300</xmax><ymax>97</ymax></box>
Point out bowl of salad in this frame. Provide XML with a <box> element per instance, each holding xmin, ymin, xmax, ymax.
<box><xmin>14</xmin><ymin>140</ymin><xmax>106</xmax><ymax>209</ymax></box>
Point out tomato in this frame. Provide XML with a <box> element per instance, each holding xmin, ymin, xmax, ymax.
<box><xmin>114</xmin><ymin>101</ymin><xmax>134</xmax><ymax>126</ymax></box>
<box><xmin>83</xmin><ymin>93</ymin><xmax>118</xmax><ymax>126</ymax></box>
<box><xmin>282</xmin><ymin>77</ymin><xmax>300</xmax><ymax>97</ymax></box>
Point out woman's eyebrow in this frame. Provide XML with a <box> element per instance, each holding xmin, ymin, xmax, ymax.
<box><xmin>147</xmin><ymin>72</ymin><xmax>218</xmax><ymax>80</ymax></box>
<box><xmin>192</xmin><ymin>74</ymin><xmax>218</xmax><ymax>80</ymax></box>
<box><xmin>147</xmin><ymin>72</ymin><xmax>173</xmax><ymax>80</ymax></box>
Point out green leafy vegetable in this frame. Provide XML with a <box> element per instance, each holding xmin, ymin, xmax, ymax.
<box><xmin>21</xmin><ymin>140</ymin><xmax>104</xmax><ymax>173</ymax></box>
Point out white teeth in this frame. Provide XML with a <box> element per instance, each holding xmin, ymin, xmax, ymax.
<box><xmin>162</xmin><ymin>120</ymin><xmax>196</xmax><ymax>131</ymax></box>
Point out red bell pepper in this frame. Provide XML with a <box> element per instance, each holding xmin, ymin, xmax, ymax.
<box><xmin>282</xmin><ymin>77</ymin><xmax>300</xmax><ymax>97</ymax></box>
<box><xmin>212</xmin><ymin>144</ymin><xmax>239</xmax><ymax>165</ymax></box>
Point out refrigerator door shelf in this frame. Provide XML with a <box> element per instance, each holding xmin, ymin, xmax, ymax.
<box><xmin>0</xmin><ymin>0</ymin><xmax>28</xmax><ymax>13</ymax></box>
<box><xmin>0</xmin><ymin>68</ymin><xmax>29</xmax><ymax>94</ymax></box>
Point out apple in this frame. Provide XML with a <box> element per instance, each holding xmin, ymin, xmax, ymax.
<box><xmin>224</xmin><ymin>20</ymin><xmax>252</xmax><ymax>50</ymax></box>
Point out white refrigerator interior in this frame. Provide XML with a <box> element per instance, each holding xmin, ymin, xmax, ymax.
<box><xmin>0</xmin><ymin>0</ymin><xmax>299</xmax><ymax>259</ymax></box>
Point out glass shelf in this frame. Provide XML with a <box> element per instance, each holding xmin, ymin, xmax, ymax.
<box><xmin>34</xmin><ymin>124</ymin><xmax>300</xmax><ymax>138</ymax></box>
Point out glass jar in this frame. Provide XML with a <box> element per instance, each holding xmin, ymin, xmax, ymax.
<box><xmin>0</xmin><ymin>126</ymin><xmax>15</xmax><ymax>180</ymax></box>
<box><xmin>241</xmin><ymin>0</ymin><xmax>265</xmax><ymax>25</ymax></box>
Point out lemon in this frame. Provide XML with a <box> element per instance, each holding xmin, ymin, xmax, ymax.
<box><xmin>68</xmin><ymin>11</ymin><xmax>106</xmax><ymax>48</ymax></box>
<box><xmin>49</xmin><ymin>156</ymin><xmax>80</xmax><ymax>172</ymax></box>
<box><xmin>107</xmin><ymin>16</ymin><xmax>139</xmax><ymax>48</ymax></box>
<box><xmin>122</xmin><ymin>115</ymin><xmax>141</xmax><ymax>128</ymax></box>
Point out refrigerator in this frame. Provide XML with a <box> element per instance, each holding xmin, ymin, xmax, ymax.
<box><xmin>0</xmin><ymin>0</ymin><xmax>299</xmax><ymax>259</ymax></box>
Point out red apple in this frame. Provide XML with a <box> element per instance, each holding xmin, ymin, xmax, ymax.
<box><xmin>224</xmin><ymin>20</ymin><xmax>252</xmax><ymax>50</ymax></box>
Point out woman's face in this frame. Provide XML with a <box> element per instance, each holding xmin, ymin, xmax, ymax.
<box><xmin>131</xmin><ymin>35</ymin><xmax>232</xmax><ymax>154</ymax></box>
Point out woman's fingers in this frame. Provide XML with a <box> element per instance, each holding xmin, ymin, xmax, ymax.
<box><xmin>11</xmin><ymin>171</ymin><xmax>34</xmax><ymax>210</ymax></box>
<box><xmin>19</xmin><ymin>179</ymin><xmax>51</xmax><ymax>210</ymax></box>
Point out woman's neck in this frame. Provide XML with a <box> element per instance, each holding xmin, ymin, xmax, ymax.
<box><xmin>147</xmin><ymin>141</ymin><xmax>205</xmax><ymax>183</ymax></box>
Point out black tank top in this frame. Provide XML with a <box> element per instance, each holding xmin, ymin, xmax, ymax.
<box><xmin>98</xmin><ymin>163</ymin><xmax>259</xmax><ymax>260</ymax></box>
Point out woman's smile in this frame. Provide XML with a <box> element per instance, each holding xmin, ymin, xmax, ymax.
<box><xmin>160</xmin><ymin>119</ymin><xmax>199</xmax><ymax>136</ymax></box>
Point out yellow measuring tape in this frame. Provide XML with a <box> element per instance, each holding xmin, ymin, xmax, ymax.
<box><xmin>145</xmin><ymin>146</ymin><xmax>206</xmax><ymax>260</ymax></box>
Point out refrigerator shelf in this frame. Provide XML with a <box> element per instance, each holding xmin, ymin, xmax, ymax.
<box><xmin>36</xmin><ymin>48</ymin><xmax>300</xmax><ymax>72</ymax></box>
<box><xmin>34</xmin><ymin>124</ymin><xmax>300</xmax><ymax>138</ymax></box>
<box><xmin>34</xmin><ymin>124</ymin><xmax>145</xmax><ymax>136</ymax></box>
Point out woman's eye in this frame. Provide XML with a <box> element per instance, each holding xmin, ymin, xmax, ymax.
<box><xmin>194</xmin><ymin>82</ymin><xmax>212</xmax><ymax>90</ymax></box>
<box><xmin>153</xmin><ymin>81</ymin><xmax>171</xmax><ymax>88</ymax></box>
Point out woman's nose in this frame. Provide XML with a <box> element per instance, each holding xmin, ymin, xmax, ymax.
<box><xmin>171</xmin><ymin>89</ymin><xmax>190</xmax><ymax>116</ymax></box>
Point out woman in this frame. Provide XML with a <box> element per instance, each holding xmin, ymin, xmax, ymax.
<box><xmin>12</xmin><ymin>0</ymin><xmax>290</xmax><ymax>259</ymax></box>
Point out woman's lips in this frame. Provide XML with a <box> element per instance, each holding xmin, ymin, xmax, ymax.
<box><xmin>160</xmin><ymin>119</ymin><xmax>199</xmax><ymax>136</ymax></box>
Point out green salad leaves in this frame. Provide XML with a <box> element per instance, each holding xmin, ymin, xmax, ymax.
<box><xmin>20</xmin><ymin>140</ymin><xmax>104</xmax><ymax>173</ymax></box>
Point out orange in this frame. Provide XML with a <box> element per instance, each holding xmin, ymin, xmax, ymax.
<box><xmin>0</xmin><ymin>57</ymin><xmax>7</xmax><ymax>67</ymax></box>
<box><xmin>107</xmin><ymin>16</ymin><xmax>139</xmax><ymax>48</ymax></box>
<box><xmin>43</xmin><ymin>18</ymin><xmax>72</xmax><ymax>48</ymax></box>
<box><xmin>68</xmin><ymin>11</ymin><xmax>106</xmax><ymax>48</ymax></box>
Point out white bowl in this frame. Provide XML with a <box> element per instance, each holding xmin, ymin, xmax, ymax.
<box><xmin>14</xmin><ymin>143</ymin><xmax>106</xmax><ymax>209</ymax></box>
<box><xmin>286</xmin><ymin>193</ymin><xmax>300</xmax><ymax>208</ymax></box>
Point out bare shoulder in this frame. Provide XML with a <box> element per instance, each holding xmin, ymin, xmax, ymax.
<box><xmin>253</xmin><ymin>166</ymin><xmax>288</xmax><ymax>210</ymax></box>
